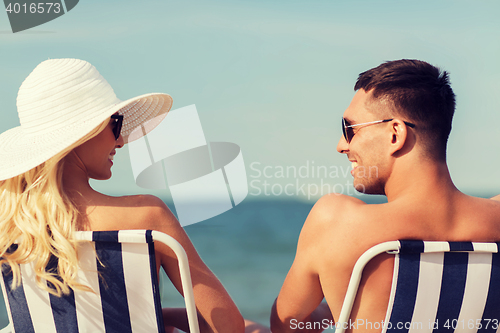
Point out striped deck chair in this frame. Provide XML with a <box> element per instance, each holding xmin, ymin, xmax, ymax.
<box><xmin>0</xmin><ymin>230</ymin><xmax>200</xmax><ymax>333</ymax></box>
<box><xmin>336</xmin><ymin>240</ymin><xmax>500</xmax><ymax>333</ymax></box>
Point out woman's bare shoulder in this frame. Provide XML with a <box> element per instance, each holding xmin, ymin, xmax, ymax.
<box><xmin>92</xmin><ymin>194</ymin><xmax>178</xmax><ymax>231</ymax></box>
<box><xmin>110</xmin><ymin>194</ymin><xmax>168</xmax><ymax>208</ymax></box>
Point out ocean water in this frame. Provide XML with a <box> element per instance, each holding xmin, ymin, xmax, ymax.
<box><xmin>0</xmin><ymin>195</ymin><xmax>397</xmax><ymax>329</ymax></box>
<box><xmin>167</xmin><ymin>199</ymin><xmax>317</xmax><ymax>325</ymax></box>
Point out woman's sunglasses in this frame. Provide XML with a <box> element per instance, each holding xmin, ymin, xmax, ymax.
<box><xmin>110</xmin><ymin>114</ymin><xmax>124</xmax><ymax>140</ymax></box>
<box><xmin>342</xmin><ymin>118</ymin><xmax>415</xmax><ymax>143</ymax></box>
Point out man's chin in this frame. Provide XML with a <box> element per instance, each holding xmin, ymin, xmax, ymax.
<box><xmin>354</xmin><ymin>182</ymin><xmax>385</xmax><ymax>195</ymax></box>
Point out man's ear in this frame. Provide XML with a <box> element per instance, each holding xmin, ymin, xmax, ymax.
<box><xmin>388</xmin><ymin>119</ymin><xmax>409</xmax><ymax>156</ymax></box>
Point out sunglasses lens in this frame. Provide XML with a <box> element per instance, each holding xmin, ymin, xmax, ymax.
<box><xmin>346</xmin><ymin>128</ymin><xmax>354</xmax><ymax>143</ymax></box>
<box><xmin>342</xmin><ymin>119</ymin><xmax>351</xmax><ymax>143</ymax></box>
<box><xmin>111</xmin><ymin>115</ymin><xmax>123</xmax><ymax>140</ymax></box>
<box><xmin>115</xmin><ymin>120</ymin><xmax>122</xmax><ymax>140</ymax></box>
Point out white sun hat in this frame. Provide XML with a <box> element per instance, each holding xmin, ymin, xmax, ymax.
<box><xmin>0</xmin><ymin>58</ymin><xmax>173</xmax><ymax>181</ymax></box>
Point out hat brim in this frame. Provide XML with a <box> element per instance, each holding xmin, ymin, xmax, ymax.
<box><xmin>117</xmin><ymin>93</ymin><xmax>172</xmax><ymax>144</ymax></box>
<box><xmin>0</xmin><ymin>93</ymin><xmax>172</xmax><ymax>181</ymax></box>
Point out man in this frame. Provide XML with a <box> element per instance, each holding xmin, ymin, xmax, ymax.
<box><xmin>270</xmin><ymin>59</ymin><xmax>500</xmax><ymax>332</ymax></box>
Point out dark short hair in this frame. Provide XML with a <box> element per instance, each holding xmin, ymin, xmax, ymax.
<box><xmin>355</xmin><ymin>59</ymin><xmax>455</xmax><ymax>160</ymax></box>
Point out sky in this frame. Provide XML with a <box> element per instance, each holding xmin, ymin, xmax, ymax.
<box><xmin>1</xmin><ymin>0</ymin><xmax>499</xmax><ymax>202</ymax></box>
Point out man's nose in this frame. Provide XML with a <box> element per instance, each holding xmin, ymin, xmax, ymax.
<box><xmin>336</xmin><ymin>136</ymin><xmax>348</xmax><ymax>154</ymax></box>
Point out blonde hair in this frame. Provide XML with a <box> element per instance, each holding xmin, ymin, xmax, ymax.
<box><xmin>0</xmin><ymin>119</ymin><xmax>110</xmax><ymax>296</ymax></box>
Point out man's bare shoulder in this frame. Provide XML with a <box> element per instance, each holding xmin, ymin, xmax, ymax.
<box><xmin>469</xmin><ymin>194</ymin><xmax>500</xmax><ymax>210</ymax></box>
<box><xmin>306</xmin><ymin>193</ymin><xmax>366</xmax><ymax>223</ymax></box>
<box><xmin>302</xmin><ymin>194</ymin><xmax>389</xmax><ymax>235</ymax></box>
<box><xmin>299</xmin><ymin>194</ymin><xmax>358</xmax><ymax>238</ymax></box>
<box><xmin>456</xmin><ymin>194</ymin><xmax>500</xmax><ymax>238</ymax></box>
<box><xmin>298</xmin><ymin>194</ymin><xmax>390</xmax><ymax>265</ymax></box>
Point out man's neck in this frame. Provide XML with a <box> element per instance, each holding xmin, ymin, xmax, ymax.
<box><xmin>384</xmin><ymin>158</ymin><xmax>459</xmax><ymax>203</ymax></box>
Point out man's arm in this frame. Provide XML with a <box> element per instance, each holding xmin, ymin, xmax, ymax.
<box><xmin>270</xmin><ymin>196</ymin><xmax>341</xmax><ymax>333</ymax></box>
<box><xmin>271</xmin><ymin>300</ymin><xmax>332</xmax><ymax>333</ymax></box>
<box><xmin>270</xmin><ymin>253</ymin><xmax>330</xmax><ymax>333</ymax></box>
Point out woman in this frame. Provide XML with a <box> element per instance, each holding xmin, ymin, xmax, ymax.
<box><xmin>0</xmin><ymin>58</ymin><xmax>245</xmax><ymax>333</ymax></box>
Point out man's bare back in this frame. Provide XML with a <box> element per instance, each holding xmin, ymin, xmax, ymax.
<box><xmin>271</xmin><ymin>60</ymin><xmax>500</xmax><ymax>332</ymax></box>
<box><xmin>290</xmin><ymin>193</ymin><xmax>500</xmax><ymax>332</ymax></box>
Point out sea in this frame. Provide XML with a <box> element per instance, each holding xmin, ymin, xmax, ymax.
<box><xmin>0</xmin><ymin>193</ymin><xmax>492</xmax><ymax>330</ymax></box>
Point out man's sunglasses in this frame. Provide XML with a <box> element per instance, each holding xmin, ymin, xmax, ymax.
<box><xmin>342</xmin><ymin>118</ymin><xmax>415</xmax><ymax>143</ymax></box>
<box><xmin>110</xmin><ymin>114</ymin><xmax>124</xmax><ymax>140</ymax></box>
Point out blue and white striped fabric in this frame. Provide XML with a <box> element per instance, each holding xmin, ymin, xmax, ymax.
<box><xmin>384</xmin><ymin>240</ymin><xmax>500</xmax><ymax>333</ymax></box>
<box><xmin>0</xmin><ymin>230</ymin><xmax>165</xmax><ymax>333</ymax></box>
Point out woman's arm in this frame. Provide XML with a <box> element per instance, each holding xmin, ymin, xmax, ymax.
<box><xmin>138</xmin><ymin>195</ymin><xmax>244</xmax><ymax>333</ymax></box>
